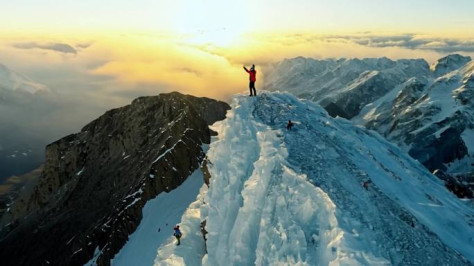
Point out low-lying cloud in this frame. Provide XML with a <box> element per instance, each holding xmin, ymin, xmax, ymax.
<box><xmin>334</xmin><ymin>34</ymin><xmax>474</xmax><ymax>53</ymax></box>
<box><xmin>13</xmin><ymin>42</ymin><xmax>78</xmax><ymax>54</ymax></box>
<box><xmin>319</xmin><ymin>33</ymin><xmax>474</xmax><ymax>53</ymax></box>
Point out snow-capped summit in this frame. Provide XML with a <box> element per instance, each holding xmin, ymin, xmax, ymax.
<box><xmin>431</xmin><ymin>54</ymin><xmax>472</xmax><ymax>77</ymax></box>
<box><xmin>0</xmin><ymin>63</ymin><xmax>50</xmax><ymax>94</ymax></box>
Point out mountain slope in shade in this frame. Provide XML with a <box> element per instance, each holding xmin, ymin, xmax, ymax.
<box><xmin>0</xmin><ymin>63</ymin><xmax>50</xmax><ymax>94</ymax></box>
<box><xmin>154</xmin><ymin>92</ymin><xmax>473</xmax><ymax>265</ymax></box>
<box><xmin>356</xmin><ymin>59</ymin><xmax>474</xmax><ymax>197</ymax></box>
<box><xmin>265</xmin><ymin>55</ymin><xmax>474</xmax><ymax>197</ymax></box>
<box><xmin>0</xmin><ymin>63</ymin><xmax>55</xmax><ymax>182</ymax></box>
<box><xmin>0</xmin><ymin>92</ymin><xmax>229</xmax><ymax>266</ymax></box>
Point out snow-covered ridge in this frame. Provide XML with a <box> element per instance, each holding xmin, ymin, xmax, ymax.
<box><xmin>154</xmin><ymin>92</ymin><xmax>474</xmax><ymax>265</ymax></box>
<box><xmin>0</xmin><ymin>63</ymin><xmax>50</xmax><ymax>94</ymax></box>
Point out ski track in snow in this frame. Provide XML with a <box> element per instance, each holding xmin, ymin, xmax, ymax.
<box><xmin>153</xmin><ymin>91</ymin><xmax>474</xmax><ymax>266</ymax></box>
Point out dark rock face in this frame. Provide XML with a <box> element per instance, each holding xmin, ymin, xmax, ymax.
<box><xmin>324</xmin><ymin>102</ymin><xmax>350</xmax><ymax>119</ymax></box>
<box><xmin>0</xmin><ymin>92</ymin><xmax>229</xmax><ymax>266</ymax></box>
<box><xmin>408</xmin><ymin>124</ymin><xmax>468</xmax><ymax>171</ymax></box>
<box><xmin>434</xmin><ymin>170</ymin><xmax>473</xmax><ymax>198</ymax></box>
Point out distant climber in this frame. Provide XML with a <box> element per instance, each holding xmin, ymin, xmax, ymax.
<box><xmin>243</xmin><ymin>64</ymin><xmax>257</xmax><ymax>96</ymax></box>
<box><xmin>286</xmin><ymin>120</ymin><xmax>294</xmax><ymax>130</ymax></box>
<box><xmin>173</xmin><ymin>225</ymin><xmax>182</xmax><ymax>245</ymax></box>
<box><xmin>363</xmin><ymin>180</ymin><xmax>372</xmax><ymax>190</ymax></box>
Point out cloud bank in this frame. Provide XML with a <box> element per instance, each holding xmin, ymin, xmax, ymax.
<box><xmin>13</xmin><ymin>42</ymin><xmax>78</xmax><ymax>54</ymax></box>
<box><xmin>322</xmin><ymin>33</ymin><xmax>474</xmax><ymax>53</ymax></box>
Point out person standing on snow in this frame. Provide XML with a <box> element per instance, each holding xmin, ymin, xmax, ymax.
<box><xmin>173</xmin><ymin>225</ymin><xmax>182</xmax><ymax>245</ymax></box>
<box><xmin>286</xmin><ymin>120</ymin><xmax>294</xmax><ymax>130</ymax></box>
<box><xmin>243</xmin><ymin>64</ymin><xmax>257</xmax><ymax>96</ymax></box>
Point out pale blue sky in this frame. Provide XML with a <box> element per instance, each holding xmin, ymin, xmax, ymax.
<box><xmin>2</xmin><ymin>0</ymin><xmax>474</xmax><ymax>34</ymax></box>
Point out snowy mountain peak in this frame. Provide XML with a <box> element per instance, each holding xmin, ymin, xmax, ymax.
<box><xmin>0</xmin><ymin>63</ymin><xmax>50</xmax><ymax>94</ymax></box>
<box><xmin>264</xmin><ymin>56</ymin><xmax>431</xmax><ymax>119</ymax></box>
<box><xmin>152</xmin><ymin>92</ymin><xmax>474</xmax><ymax>265</ymax></box>
<box><xmin>431</xmin><ymin>54</ymin><xmax>472</xmax><ymax>77</ymax></box>
<box><xmin>265</xmin><ymin>55</ymin><xmax>474</xmax><ymax>195</ymax></box>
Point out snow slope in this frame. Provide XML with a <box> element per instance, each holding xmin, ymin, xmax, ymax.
<box><xmin>110</xmin><ymin>170</ymin><xmax>204</xmax><ymax>266</ymax></box>
<box><xmin>153</xmin><ymin>91</ymin><xmax>474</xmax><ymax>265</ymax></box>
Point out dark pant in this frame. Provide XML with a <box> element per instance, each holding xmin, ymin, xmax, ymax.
<box><xmin>249</xmin><ymin>81</ymin><xmax>256</xmax><ymax>96</ymax></box>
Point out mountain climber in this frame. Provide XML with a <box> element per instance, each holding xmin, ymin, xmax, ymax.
<box><xmin>363</xmin><ymin>180</ymin><xmax>372</xmax><ymax>190</ymax></box>
<box><xmin>243</xmin><ymin>64</ymin><xmax>257</xmax><ymax>96</ymax></box>
<box><xmin>286</xmin><ymin>120</ymin><xmax>294</xmax><ymax>130</ymax></box>
<box><xmin>173</xmin><ymin>225</ymin><xmax>182</xmax><ymax>245</ymax></box>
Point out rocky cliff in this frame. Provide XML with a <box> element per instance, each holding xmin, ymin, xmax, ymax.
<box><xmin>0</xmin><ymin>92</ymin><xmax>229</xmax><ymax>265</ymax></box>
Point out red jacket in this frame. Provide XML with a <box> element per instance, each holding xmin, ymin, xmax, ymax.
<box><xmin>244</xmin><ymin>67</ymin><xmax>257</xmax><ymax>82</ymax></box>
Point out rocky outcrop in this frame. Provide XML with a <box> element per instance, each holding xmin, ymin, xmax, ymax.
<box><xmin>0</xmin><ymin>92</ymin><xmax>229</xmax><ymax>265</ymax></box>
<box><xmin>433</xmin><ymin>170</ymin><xmax>473</xmax><ymax>198</ymax></box>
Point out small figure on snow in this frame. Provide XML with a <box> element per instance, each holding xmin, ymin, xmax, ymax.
<box><xmin>363</xmin><ymin>180</ymin><xmax>372</xmax><ymax>190</ymax></box>
<box><xmin>243</xmin><ymin>64</ymin><xmax>257</xmax><ymax>96</ymax></box>
<box><xmin>286</xmin><ymin>120</ymin><xmax>294</xmax><ymax>130</ymax></box>
<box><xmin>173</xmin><ymin>224</ymin><xmax>182</xmax><ymax>245</ymax></box>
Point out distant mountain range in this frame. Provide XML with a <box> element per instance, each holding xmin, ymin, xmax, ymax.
<box><xmin>0</xmin><ymin>64</ymin><xmax>54</xmax><ymax>183</ymax></box>
<box><xmin>265</xmin><ymin>54</ymin><xmax>474</xmax><ymax>197</ymax></box>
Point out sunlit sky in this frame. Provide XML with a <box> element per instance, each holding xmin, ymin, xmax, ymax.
<box><xmin>1</xmin><ymin>0</ymin><xmax>474</xmax><ymax>105</ymax></box>
<box><xmin>3</xmin><ymin>0</ymin><xmax>474</xmax><ymax>33</ymax></box>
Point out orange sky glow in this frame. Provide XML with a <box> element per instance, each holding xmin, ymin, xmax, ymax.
<box><xmin>1</xmin><ymin>0</ymin><xmax>474</xmax><ymax>102</ymax></box>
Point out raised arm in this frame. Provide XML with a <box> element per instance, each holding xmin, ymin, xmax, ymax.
<box><xmin>243</xmin><ymin>66</ymin><xmax>249</xmax><ymax>73</ymax></box>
